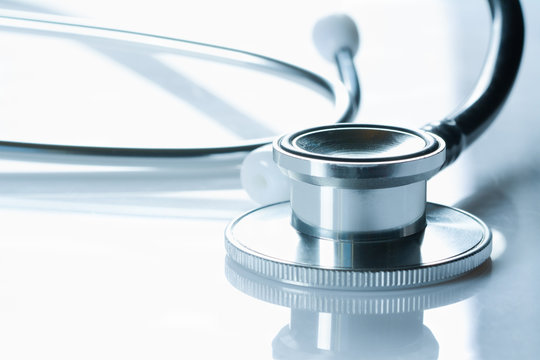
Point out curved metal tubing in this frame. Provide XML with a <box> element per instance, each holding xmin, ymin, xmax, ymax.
<box><xmin>0</xmin><ymin>10</ymin><xmax>355</xmax><ymax>158</ymax></box>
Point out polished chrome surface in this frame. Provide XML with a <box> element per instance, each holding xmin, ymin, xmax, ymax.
<box><xmin>274</xmin><ymin>124</ymin><xmax>445</xmax><ymax>188</ymax></box>
<box><xmin>225</xmin><ymin>202</ymin><xmax>491</xmax><ymax>289</ymax></box>
<box><xmin>273</xmin><ymin>124</ymin><xmax>446</xmax><ymax>238</ymax></box>
<box><xmin>290</xmin><ymin>179</ymin><xmax>426</xmax><ymax>239</ymax></box>
<box><xmin>289</xmin><ymin>126</ymin><xmax>432</xmax><ymax>160</ymax></box>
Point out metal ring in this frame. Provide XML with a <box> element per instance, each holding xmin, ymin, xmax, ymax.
<box><xmin>279</xmin><ymin>124</ymin><xmax>439</xmax><ymax>163</ymax></box>
<box><xmin>225</xmin><ymin>202</ymin><xmax>492</xmax><ymax>290</ymax></box>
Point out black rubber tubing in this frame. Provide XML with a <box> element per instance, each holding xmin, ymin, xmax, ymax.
<box><xmin>422</xmin><ymin>0</ymin><xmax>525</xmax><ymax>168</ymax></box>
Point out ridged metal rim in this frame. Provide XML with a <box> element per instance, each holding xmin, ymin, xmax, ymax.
<box><xmin>225</xmin><ymin>202</ymin><xmax>492</xmax><ymax>290</ymax></box>
<box><xmin>272</xmin><ymin>126</ymin><xmax>446</xmax><ymax>188</ymax></box>
<box><xmin>278</xmin><ymin>124</ymin><xmax>439</xmax><ymax>163</ymax></box>
<box><xmin>225</xmin><ymin>256</ymin><xmax>490</xmax><ymax>315</ymax></box>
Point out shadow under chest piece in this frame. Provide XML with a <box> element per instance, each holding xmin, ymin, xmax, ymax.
<box><xmin>226</xmin><ymin>124</ymin><xmax>492</xmax><ymax>290</ymax></box>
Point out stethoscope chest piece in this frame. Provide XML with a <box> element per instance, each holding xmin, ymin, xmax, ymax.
<box><xmin>225</xmin><ymin>124</ymin><xmax>492</xmax><ymax>289</ymax></box>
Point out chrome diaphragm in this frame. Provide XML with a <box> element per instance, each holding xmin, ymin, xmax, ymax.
<box><xmin>226</xmin><ymin>124</ymin><xmax>491</xmax><ymax>289</ymax></box>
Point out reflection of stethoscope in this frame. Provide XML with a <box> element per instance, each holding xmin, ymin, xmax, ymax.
<box><xmin>225</xmin><ymin>256</ymin><xmax>491</xmax><ymax>359</ymax></box>
<box><xmin>0</xmin><ymin>0</ymin><xmax>524</xmax><ymax>289</ymax></box>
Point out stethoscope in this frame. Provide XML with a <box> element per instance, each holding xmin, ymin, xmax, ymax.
<box><xmin>0</xmin><ymin>0</ymin><xmax>524</xmax><ymax>289</ymax></box>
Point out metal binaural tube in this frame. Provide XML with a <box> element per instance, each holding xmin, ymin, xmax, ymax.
<box><xmin>0</xmin><ymin>10</ymin><xmax>357</xmax><ymax>158</ymax></box>
<box><xmin>335</xmin><ymin>48</ymin><xmax>360</xmax><ymax>118</ymax></box>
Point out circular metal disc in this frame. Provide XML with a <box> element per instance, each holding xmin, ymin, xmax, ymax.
<box><xmin>280</xmin><ymin>124</ymin><xmax>438</xmax><ymax>162</ymax></box>
<box><xmin>225</xmin><ymin>202</ymin><xmax>491</xmax><ymax>290</ymax></box>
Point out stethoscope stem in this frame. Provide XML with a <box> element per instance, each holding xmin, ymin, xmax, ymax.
<box><xmin>335</xmin><ymin>48</ymin><xmax>360</xmax><ymax>119</ymax></box>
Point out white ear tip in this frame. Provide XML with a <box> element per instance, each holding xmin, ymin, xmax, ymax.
<box><xmin>313</xmin><ymin>14</ymin><xmax>360</xmax><ymax>62</ymax></box>
<box><xmin>241</xmin><ymin>144</ymin><xmax>289</xmax><ymax>205</ymax></box>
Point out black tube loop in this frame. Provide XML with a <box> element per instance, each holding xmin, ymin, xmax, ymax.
<box><xmin>423</xmin><ymin>0</ymin><xmax>525</xmax><ymax>168</ymax></box>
